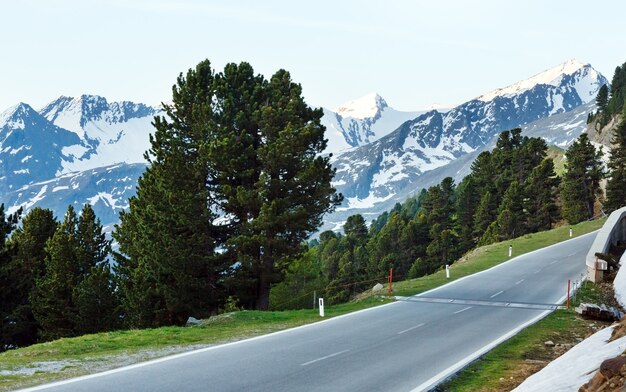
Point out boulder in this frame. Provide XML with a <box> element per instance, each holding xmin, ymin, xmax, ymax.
<box><xmin>372</xmin><ymin>283</ymin><xmax>384</xmax><ymax>293</ymax></box>
<box><xmin>186</xmin><ymin>316</ymin><xmax>201</xmax><ymax>326</ymax></box>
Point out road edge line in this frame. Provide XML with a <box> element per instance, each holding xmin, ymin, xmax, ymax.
<box><xmin>416</xmin><ymin>230</ymin><xmax>598</xmax><ymax>298</ymax></box>
<box><xmin>409</xmin><ymin>293</ymin><xmax>569</xmax><ymax>392</ymax></box>
<box><xmin>16</xmin><ymin>301</ymin><xmax>400</xmax><ymax>391</ymax></box>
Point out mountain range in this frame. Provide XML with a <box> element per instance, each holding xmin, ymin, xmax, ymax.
<box><xmin>0</xmin><ymin>59</ymin><xmax>608</xmax><ymax>233</ymax></box>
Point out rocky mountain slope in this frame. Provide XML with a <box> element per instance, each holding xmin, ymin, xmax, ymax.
<box><xmin>321</xmin><ymin>93</ymin><xmax>425</xmax><ymax>154</ymax></box>
<box><xmin>325</xmin><ymin>60</ymin><xmax>607</xmax><ymax>229</ymax></box>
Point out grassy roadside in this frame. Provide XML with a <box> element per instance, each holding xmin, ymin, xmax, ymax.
<box><xmin>0</xmin><ymin>297</ymin><xmax>391</xmax><ymax>391</ymax></box>
<box><xmin>392</xmin><ymin>218</ymin><xmax>605</xmax><ymax>297</ymax></box>
<box><xmin>438</xmin><ymin>282</ymin><xmax>618</xmax><ymax>392</ymax></box>
<box><xmin>0</xmin><ymin>218</ymin><xmax>605</xmax><ymax>391</ymax></box>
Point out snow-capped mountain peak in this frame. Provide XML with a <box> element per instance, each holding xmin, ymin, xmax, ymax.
<box><xmin>335</xmin><ymin>93</ymin><xmax>388</xmax><ymax>119</ymax></box>
<box><xmin>477</xmin><ymin>59</ymin><xmax>598</xmax><ymax>102</ymax></box>
<box><xmin>0</xmin><ymin>102</ymin><xmax>38</xmax><ymax>130</ymax></box>
<box><xmin>40</xmin><ymin>95</ymin><xmax>158</xmax><ymax>140</ymax></box>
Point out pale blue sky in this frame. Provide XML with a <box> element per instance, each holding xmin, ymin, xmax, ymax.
<box><xmin>2</xmin><ymin>0</ymin><xmax>624</xmax><ymax>112</ymax></box>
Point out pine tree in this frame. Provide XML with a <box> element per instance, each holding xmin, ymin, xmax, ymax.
<box><xmin>114</xmin><ymin>60</ymin><xmax>341</xmax><ymax>317</ymax></box>
<box><xmin>31</xmin><ymin>206</ymin><xmax>79</xmax><ymax>341</ymax></box>
<box><xmin>73</xmin><ymin>264</ymin><xmax>119</xmax><ymax>334</ymax></box>
<box><xmin>366</xmin><ymin>212</ymin><xmax>404</xmax><ymax>278</ymax></box>
<box><xmin>114</xmin><ymin>60</ymin><xmax>228</xmax><ymax>326</ymax></box>
<box><xmin>210</xmin><ymin>64</ymin><xmax>342</xmax><ymax>310</ymax></box>
<box><xmin>72</xmin><ymin>204</ymin><xmax>117</xmax><ymax>334</ymax></box>
<box><xmin>76</xmin><ymin>204</ymin><xmax>110</xmax><ymax>277</ymax></box>
<box><xmin>455</xmin><ymin>176</ymin><xmax>480</xmax><ymax>252</ymax></box>
<box><xmin>496</xmin><ymin>181</ymin><xmax>525</xmax><ymax>240</ymax></box>
<box><xmin>473</xmin><ymin>191</ymin><xmax>495</xmax><ymax>241</ymax></box>
<box><xmin>1</xmin><ymin>208</ymin><xmax>56</xmax><ymax>349</ymax></box>
<box><xmin>470</xmin><ymin>151</ymin><xmax>495</xmax><ymax>196</ymax></box>
<box><xmin>426</xmin><ymin>225</ymin><xmax>455</xmax><ymax>271</ymax></box>
<box><xmin>397</xmin><ymin>217</ymin><xmax>429</xmax><ymax>279</ymax></box>
<box><xmin>0</xmin><ymin>204</ymin><xmax>22</xmax><ymax>351</ymax></box>
<box><xmin>318</xmin><ymin>231</ymin><xmax>341</xmax><ymax>282</ymax></box>
<box><xmin>605</xmin><ymin>119</ymin><xmax>626</xmax><ymax>212</ymax></box>
<box><xmin>561</xmin><ymin>134</ymin><xmax>604</xmax><ymax>223</ymax></box>
<box><xmin>525</xmin><ymin>159</ymin><xmax>560</xmax><ymax>231</ymax></box>
<box><xmin>596</xmin><ymin>84</ymin><xmax>609</xmax><ymax>112</ymax></box>
<box><xmin>343</xmin><ymin>214</ymin><xmax>368</xmax><ymax>242</ymax></box>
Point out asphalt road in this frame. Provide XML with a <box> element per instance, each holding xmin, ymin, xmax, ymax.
<box><xmin>22</xmin><ymin>232</ymin><xmax>597</xmax><ymax>392</ymax></box>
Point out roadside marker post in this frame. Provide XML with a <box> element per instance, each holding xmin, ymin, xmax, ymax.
<box><xmin>508</xmin><ymin>245</ymin><xmax>512</xmax><ymax>258</ymax></box>
<box><xmin>445</xmin><ymin>264</ymin><xmax>450</xmax><ymax>279</ymax></box>
<box><xmin>569</xmin><ymin>227</ymin><xmax>572</xmax><ymax>238</ymax></box>
<box><xmin>567</xmin><ymin>280</ymin><xmax>571</xmax><ymax>309</ymax></box>
<box><xmin>318</xmin><ymin>298</ymin><xmax>325</xmax><ymax>317</ymax></box>
<box><xmin>388</xmin><ymin>268</ymin><xmax>393</xmax><ymax>297</ymax></box>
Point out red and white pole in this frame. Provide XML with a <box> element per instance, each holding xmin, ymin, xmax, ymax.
<box><xmin>567</xmin><ymin>279</ymin><xmax>571</xmax><ymax>309</ymax></box>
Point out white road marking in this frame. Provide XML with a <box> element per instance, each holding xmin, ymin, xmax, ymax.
<box><xmin>490</xmin><ymin>290</ymin><xmax>504</xmax><ymax>298</ymax></box>
<box><xmin>550</xmin><ymin>260</ymin><xmax>559</xmax><ymax>264</ymax></box>
<box><xmin>515</xmin><ymin>279</ymin><xmax>524</xmax><ymax>285</ymax></box>
<box><xmin>534</xmin><ymin>269</ymin><xmax>542</xmax><ymax>274</ymax></box>
<box><xmin>453</xmin><ymin>306</ymin><xmax>473</xmax><ymax>314</ymax></box>
<box><xmin>397</xmin><ymin>323</ymin><xmax>426</xmax><ymax>335</ymax></box>
<box><xmin>300</xmin><ymin>350</ymin><xmax>350</xmax><ymax>366</ymax></box>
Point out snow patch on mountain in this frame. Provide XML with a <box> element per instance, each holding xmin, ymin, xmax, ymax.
<box><xmin>335</xmin><ymin>93</ymin><xmax>388</xmax><ymax>119</ymax></box>
<box><xmin>322</xmin><ymin>93</ymin><xmax>425</xmax><ymax>154</ymax></box>
<box><xmin>478</xmin><ymin>59</ymin><xmax>602</xmax><ymax>102</ymax></box>
<box><xmin>39</xmin><ymin>95</ymin><xmax>159</xmax><ymax>173</ymax></box>
<box><xmin>326</xmin><ymin>60</ymin><xmax>607</xmax><ymax>224</ymax></box>
<box><xmin>0</xmin><ymin>104</ymin><xmax>29</xmax><ymax>130</ymax></box>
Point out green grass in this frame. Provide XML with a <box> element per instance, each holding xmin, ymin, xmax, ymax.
<box><xmin>392</xmin><ymin>218</ymin><xmax>605</xmax><ymax>297</ymax></box>
<box><xmin>438</xmin><ymin>283</ymin><xmax>615</xmax><ymax>392</ymax></box>
<box><xmin>0</xmin><ymin>217</ymin><xmax>606</xmax><ymax>391</ymax></box>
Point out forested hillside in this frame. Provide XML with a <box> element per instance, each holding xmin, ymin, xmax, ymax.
<box><xmin>271</xmin><ymin>128</ymin><xmax>606</xmax><ymax>308</ymax></box>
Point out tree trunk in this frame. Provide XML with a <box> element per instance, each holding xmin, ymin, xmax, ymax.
<box><xmin>255</xmin><ymin>273</ymin><xmax>270</xmax><ymax>310</ymax></box>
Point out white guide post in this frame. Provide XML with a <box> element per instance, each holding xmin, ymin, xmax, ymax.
<box><xmin>445</xmin><ymin>264</ymin><xmax>450</xmax><ymax>279</ymax></box>
<box><xmin>508</xmin><ymin>245</ymin><xmax>512</xmax><ymax>258</ymax></box>
<box><xmin>570</xmin><ymin>227</ymin><xmax>573</xmax><ymax>238</ymax></box>
<box><xmin>319</xmin><ymin>298</ymin><xmax>325</xmax><ymax>317</ymax></box>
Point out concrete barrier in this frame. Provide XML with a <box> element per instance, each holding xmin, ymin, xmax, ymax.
<box><xmin>586</xmin><ymin>206</ymin><xmax>626</xmax><ymax>282</ymax></box>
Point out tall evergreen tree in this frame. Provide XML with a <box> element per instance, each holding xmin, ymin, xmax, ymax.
<box><xmin>596</xmin><ymin>84</ymin><xmax>609</xmax><ymax>112</ymax></box>
<box><xmin>31</xmin><ymin>206</ymin><xmax>79</xmax><ymax>341</ymax></box>
<box><xmin>114</xmin><ymin>60</ymin><xmax>228</xmax><ymax>326</ymax></box>
<box><xmin>75</xmin><ymin>204</ymin><xmax>110</xmax><ymax>276</ymax></box>
<box><xmin>73</xmin><ymin>264</ymin><xmax>119</xmax><ymax>335</ymax></box>
<box><xmin>1</xmin><ymin>208</ymin><xmax>56</xmax><ymax>349</ymax></box>
<box><xmin>115</xmin><ymin>59</ymin><xmax>341</xmax><ymax>316</ymax></box>
<box><xmin>495</xmin><ymin>181</ymin><xmax>525</xmax><ymax>240</ymax></box>
<box><xmin>343</xmin><ymin>214</ymin><xmax>368</xmax><ymax>243</ymax></box>
<box><xmin>473</xmin><ymin>191</ymin><xmax>495</xmax><ymax>242</ymax></box>
<box><xmin>561</xmin><ymin>133</ymin><xmax>604</xmax><ymax>223</ymax></box>
<box><xmin>0</xmin><ymin>204</ymin><xmax>22</xmax><ymax>350</ymax></box>
<box><xmin>210</xmin><ymin>64</ymin><xmax>342</xmax><ymax>310</ymax></box>
<box><xmin>455</xmin><ymin>176</ymin><xmax>480</xmax><ymax>252</ymax></box>
<box><xmin>525</xmin><ymin>159</ymin><xmax>560</xmax><ymax>231</ymax></box>
<box><xmin>605</xmin><ymin>119</ymin><xmax>626</xmax><ymax>212</ymax></box>
<box><xmin>72</xmin><ymin>204</ymin><xmax>117</xmax><ymax>335</ymax></box>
